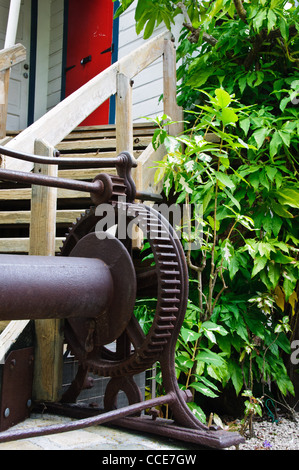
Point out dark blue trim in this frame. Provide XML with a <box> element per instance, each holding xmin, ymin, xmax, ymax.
<box><xmin>109</xmin><ymin>0</ymin><xmax>120</xmax><ymax>125</ymax></box>
<box><xmin>60</xmin><ymin>0</ymin><xmax>69</xmax><ymax>100</ymax></box>
<box><xmin>27</xmin><ymin>0</ymin><xmax>38</xmax><ymax>126</ymax></box>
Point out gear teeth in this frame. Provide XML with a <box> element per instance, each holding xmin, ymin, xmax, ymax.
<box><xmin>61</xmin><ymin>202</ymin><xmax>185</xmax><ymax>379</ymax></box>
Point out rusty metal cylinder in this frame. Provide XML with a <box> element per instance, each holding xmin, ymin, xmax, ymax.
<box><xmin>0</xmin><ymin>254</ymin><xmax>114</xmax><ymax>321</ymax></box>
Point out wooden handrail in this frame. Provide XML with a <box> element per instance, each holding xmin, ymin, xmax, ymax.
<box><xmin>0</xmin><ymin>44</ymin><xmax>26</xmax><ymax>73</ymax></box>
<box><xmin>3</xmin><ymin>31</ymin><xmax>174</xmax><ymax>172</ymax></box>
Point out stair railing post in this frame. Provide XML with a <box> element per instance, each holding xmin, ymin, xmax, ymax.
<box><xmin>163</xmin><ymin>38</ymin><xmax>184</xmax><ymax>137</ymax></box>
<box><xmin>116</xmin><ymin>72</ymin><xmax>133</xmax><ymax>156</ymax></box>
<box><xmin>30</xmin><ymin>138</ymin><xmax>63</xmax><ymax>403</ymax></box>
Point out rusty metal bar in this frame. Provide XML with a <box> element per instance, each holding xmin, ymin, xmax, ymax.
<box><xmin>0</xmin><ymin>167</ymin><xmax>104</xmax><ymax>194</ymax></box>
<box><xmin>0</xmin><ymin>254</ymin><xmax>114</xmax><ymax>320</ymax></box>
<box><xmin>0</xmin><ymin>145</ymin><xmax>137</xmax><ymax>168</ymax></box>
<box><xmin>0</xmin><ymin>167</ymin><xmax>162</xmax><ymax>202</ymax></box>
<box><xmin>0</xmin><ymin>392</ymin><xmax>178</xmax><ymax>443</ymax></box>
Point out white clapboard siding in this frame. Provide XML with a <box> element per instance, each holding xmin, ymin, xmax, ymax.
<box><xmin>47</xmin><ymin>0</ymin><xmax>64</xmax><ymax>112</ymax></box>
<box><xmin>118</xmin><ymin>0</ymin><xmax>183</xmax><ymax>122</ymax></box>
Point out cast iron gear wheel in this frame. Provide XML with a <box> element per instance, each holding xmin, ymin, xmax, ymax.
<box><xmin>60</xmin><ymin>201</ymin><xmax>188</xmax><ymax>378</ymax></box>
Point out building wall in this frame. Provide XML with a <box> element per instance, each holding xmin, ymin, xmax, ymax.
<box><xmin>47</xmin><ymin>0</ymin><xmax>64</xmax><ymax>112</ymax></box>
<box><xmin>118</xmin><ymin>0</ymin><xmax>183</xmax><ymax>122</ymax></box>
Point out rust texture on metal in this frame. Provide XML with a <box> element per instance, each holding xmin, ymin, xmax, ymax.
<box><xmin>0</xmin><ymin>348</ymin><xmax>34</xmax><ymax>432</ymax></box>
<box><xmin>0</xmin><ymin>146</ymin><xmax>245</xmax><ymax>449</ymax></box>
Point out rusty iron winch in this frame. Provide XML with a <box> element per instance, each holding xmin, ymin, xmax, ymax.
<box><xmin>0</xmin><ymin>145</ymin><xmax>244</xmax><ymax>449</ymax></box>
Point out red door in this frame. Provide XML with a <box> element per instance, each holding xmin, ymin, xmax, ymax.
<box><xmin>65</xmin><ymin>0</ymin><xmax>114</xmax><ymax>126</ymax></box>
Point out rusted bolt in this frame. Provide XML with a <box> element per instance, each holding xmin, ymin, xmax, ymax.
<box><xmin>28</xmin><ymin>355</ymin><xmax>34</xmax><ymax>366</ymax></box>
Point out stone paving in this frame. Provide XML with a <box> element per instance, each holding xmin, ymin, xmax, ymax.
<box><xmin>0</xmin><ymin>413</ymin><xmax>202</xmax><ymax>450</ymax></box>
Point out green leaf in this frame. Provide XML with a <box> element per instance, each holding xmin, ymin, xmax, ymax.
<box><xmin>276</xmin><ymin>189</ymin><xmax>299</xmax><ymax>208</ymax></box>
<box><xmin>154</xmin><ymin>165</ymin><xmax>166</xmax><ymax>185</ymax></box>
<box><xmin>239</xmin><ymin>117</ymin><xmax>251</xmax><ymax>136</ymax></box>
<box><xmin>164</xmin><ymin>135</ymin><xmax>180</xmax><ymax>153</ymax></box>
<box><xmin>278</xmin><ymin>130</ymin><xmax>290</xmax><ymax>147</ymax></box>
<box><xmin>238</xmin><ymin>75</ymin><xmax>247</xmax><ymax>94</ymax></box>
<box><xmin>268</xmin><ymin>262</ymin><xmax>280</xmax><ymax>287</ymax></box>
<box><xmin>187</xmin><ymin>402</ymin><xmax>206</xmax><ymax>423</ymax></box>
<box><xmin>279</xmin><ymin>16</ymin><xmax>289</xmax><ymax>41</ymax></box>
<box><xmin>221</xmin><ymin>107</ymin><xmax>238</xmax><ymax>126</ymax></box>
<box><xmin>257</xmin><ymin>241</ymin><xmax>274</xmax><ymax>258</ymax></box>
<box><xmin>270</xmin><ymin>131</ymin><xmax>283</xmax><ymax>158</ymax></box>
<box><xmin>280</xmin><ymin>96</ymin><xmax>291</xmax><ymax>112</ymax></box>
<box><xmin>253</xmin><ymin>9</ymin><xmax>267</xmax><ymax>31</ymax></box>
<box><xmin>181</xmin><ymin>327</ymin><xmax>201</xmax><ymax>343</ymax></box>
<box><xmin>143</xmin><ymin>16</ymin><xmax>156</xmax><ymax>39</ymax></box>
<box><xmin>214</xmin><ymin>171</ymin><xmax>235</xmax><ymax>189</ymax></box>
<box><xmin>176</xmin><ymin>354</ymin><xmax>194</xmax><ymax>370</ymax></box>
<box><xmin>201</xmin><ymin>321</ymin><xmax>228</xmax><ymax>336</ymax></box>
<box><xmin>215</xmin><ymin>88</ymin><xmax>231</xmax><ymax>108</ymax></box>
<box><xmin>223</xmin><ymin>187</ymin><xmax>241</xmax><ymax>210</ymax></box>
<box><xmin>189</xmin><ymin>381</ymin><xmax>218</xmax><ymax>398</ymax></box>
<box><xmin>265</xmin><ymin>166</ymin><xmax>277</xmax><ymax>182</ymax></box>
<box><xmin>252</xmin><ymin>256</ymin><xmax>268</xmax><ymax>277</ymax></box>
<box><xmin>272</xmin><ymin>202</ymin><xmax>293</xmax><ymax>218</ymax></box>
<box><xmin>228</xmin><ymin>360</ymin><xmax>243</xmax><ymax>396</ymax></box>
<box><xmin>252</xmin><ymin>127</ymin><xmax>268</xmax><ymax>149</ymax></box>
<box><xmin>267</xmin><ymin>9</ymin><xmax>277</xmax><ymax>33</ymax></box>
<box><xmin>273</xmin><ymin>252</ymin><xmax>294</xmax><ymax>264</ymax></box>
<box><xmin>195</xmin><ymin>349</ymin><xmax>226</xmax><ymax>367</ymax></box>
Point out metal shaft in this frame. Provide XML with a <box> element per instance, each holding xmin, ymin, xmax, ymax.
<box><xmin>0</xmin><ymin>168</ymin><xmax>104</xmax><ymax>195</ymax></box>
<box><xmin>0</xmin><ymin>254</ymin><xmax>114</xmax><ymax>321</ymax></box>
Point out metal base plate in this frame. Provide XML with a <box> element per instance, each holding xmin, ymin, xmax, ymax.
<box><xmin>0</xmin><ymin>348</ymin><xmax>34</xmax><ymax>432</ymax></box>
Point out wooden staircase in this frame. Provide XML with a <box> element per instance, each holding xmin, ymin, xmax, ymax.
<box><xmin>0</xmin><ymin>123</ymin><xmax>156</xmax><ymax>255</ymax></box>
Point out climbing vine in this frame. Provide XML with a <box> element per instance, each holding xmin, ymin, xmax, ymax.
<box><xmin>118</xmin><ymin>0</ymin><xmax>299</xmax><ymax>421</ymax></box>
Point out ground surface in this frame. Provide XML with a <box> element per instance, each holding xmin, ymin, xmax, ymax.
<box><xmin>0</xmin><ymin>411</ymin><xmax>297</xmax><ymax>451</ymax></box>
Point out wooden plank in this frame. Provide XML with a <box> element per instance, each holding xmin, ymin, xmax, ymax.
<box><xmin>0</xmin><ymin>187</ymin><xmax>89</xmax><ymax>200</ymax></box>
<box><xmin>0</xmin><ymin>43</ymin><xmax>26</xmax><ymax>72</ymax></box>
<box><xmin>0</xmin><ymin>69</ymin><xmax>10</xmax><ymax>139</ymax></box>
<box><xmin>0</xmin><ymin>320</ymin><xmax>30</xmax><ymax>364</ymax></box>
<box><xmin>0</xmin><ymin>237</ymin><xmax>65</xmax><ymax>253</ymax></box>
<box><xmin>116</xmin><ymin>73</ymin><xmax>133</xmax><ymax>155</ymax></box>
<box><xmin>56</xmin><ymin>136</ymin><xmax>151</xmax><ymax>151</ymax></box>
<box><xmin>63</xmin><ymin>124</ymin><xmax>157</xmax><ymax>140</ymax></box>
<box><xmin>163</xmin><ymin>39</ymin><xmax>184</xmax><ymax>136</ymax></box>
<box><xmin>29</xmin><ymin>141</ymin><xmax>57</xmax><ymax>256</ymax></box>
<box><xmin>57</xmin><ymin>168</ymin><xmax>117</xmax><ymax>180</ymax></box>
<box><xmin>3</xmin><ymin>31</ymin><xmax>170</xmax><ymax>172</ymax></box>
<box><xmin>134</xmin><ymin>143</ymin><xmax>165</xmax><ymax>195</ymax></box>
<box><xmin>0</xmin><ymin>136</ymin><xmax>11</xmax><ymax>167</ymax></box>
<box><xmin>29</xmin><ymin>139</ymin><xmax>63</xmax><ymax>403</ymax></box>
<box><xmin>0</xmin><ymin>209</ymin><xmax>84</xmax><ymax>225</ymax></box>
<box><xmin>58</xmin><ymin>150</ymin><xmax>143</xmax><ymax>160</ymax></box>
<box><xmin>118</xmin><ymin>31</ymin><xmax>172</xmax><ymax>78</ymax></box>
